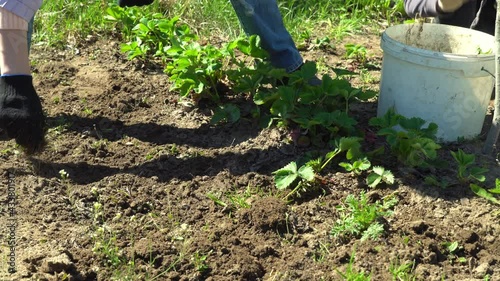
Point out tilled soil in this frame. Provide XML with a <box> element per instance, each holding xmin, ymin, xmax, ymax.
<box><xmin>0</xmin><ymin>33</ymin><xmax>499</xmax><ymax>281</ymax></box>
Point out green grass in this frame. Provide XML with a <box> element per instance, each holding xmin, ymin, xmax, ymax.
<box><xmin>34</xmin><ymin>0</ymin><xmax>405</xmax><ymax>48</ymax></box>
<box><xmin>336</xmin><ymin>248</ymin><xmax>372</xmax><ymax>280</ymax></box>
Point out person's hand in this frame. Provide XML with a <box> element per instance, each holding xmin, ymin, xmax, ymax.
<box><xmin>118</xmin><ymin>0</ymin><xmax>154</xmax><ymax>7</ymax></box>
<box><xmin>437</xmin><ymin>0</ymin><xmax>468</xmax><ymax>12</ymax></box>
<box><xmin>0</xmin><ymin>76</ymin><xmax>45</xmax><ymax>154</ymax></box>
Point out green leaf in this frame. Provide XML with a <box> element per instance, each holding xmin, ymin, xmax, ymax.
<box><xmin>338</xmin><ymin>137</ymin><xmax>363</xmax><ymax>160</ymax></box>
<box><xmin>298</xmin><ymin>165</ymin><xmax>315</xmax><ymax>181</ymax></box>
<box><xmin>273</xmin><ymin>162</ymin><xmax>299</xmax><ymax>190</ymax></box>
<box><xmin>355</xmin><ymin>90</ymin><xmax>378</xmax><ymax>101</ymax></box>
<box><xmin>451</xmin><ymin>149</ymin><xmax>475</xmax><ymax>167</ymax></box>
<box><xmin>469</xmin><ymin>166</ymin><xmax>488</xmax><ymax>182</ymax></box>
<box><xmin>259</xmin><ymin>114</ymin><xmax>273</xmax><ymax>128</ymax></box>
<box><xmin>447</xmin><ymin>241</ymin><xmax>459</xmax><ymax>253</ymax></box>
<box><xmin>470</xmin><ymin>184</ymin><xmax>499</xmax><ymax>204</ymax></box>
<box><xmin>488</xmin><ymin>178</ymin><xmax>500</xmax><ymax>194</ymax></box>
<box><xmin>355</xmin><ymin>158</ymin><xmax>371</xmax><ymax>171</ymax></box>
<box><xmin>325</xmin><ymin>149</ymin><xmax>342</xmax><ymax>161</ymax></box>
<box><xmin>331</xmin><ymin>68</ymin><xmax>358</xmax><ymax>77</ymax></box>
<box><xmin>399</xmin><ymin>116</ymin><xmax>426</xmax><ymax>131</ymax></box>
<box><xmin>270</xmin><ymin>99</ymin><xmax>292</xmax><ymax>117</ymax></box>
<box><xmin>339</xmin><ymin>162</ymin><xmax>354</xmax><ymax>172</ymax></box>
<box><xmin>367</xmin><ymin>173</ymin><xmax>382</xmax><ymax>188</ymax></box>
<box><xmin>210</xmin><ymin>104</ymin><xmax>241</xmax><ymax>125</ymax></box>
<box><xmin>248</xmin><ymin>35</ymin><xmax>269</xmax><ymax>58</ymax></box>
<box><xmin>367</xmin><ymin>166</ymin><xmax>394</xmax><ymax>188</ymax></box>
<box><xmin>360</xmin><ymin>222</ymin><xmax>384</xmax><ymax>241</ymax></box>
<box><xmin>372</xmin><ymin>166</ymin><xmax>385</xmax><ymax>176</ymax></box>
<box><xmin>253</xmin><ymin>89</ymin><xmax>279</xmax><ymax>105</ymax></box>
<box><xmin>369</xmin><ymin>108</ymin><xmax>401</xmax><ymax>129</ymax></box>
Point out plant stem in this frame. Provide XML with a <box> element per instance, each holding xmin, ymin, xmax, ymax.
<box><xmin>482</xmin><ymin>4</ymin><xmax>500</xmax><ymax>154</ymax></box>
<box><xmin>283</xmin><ymin>181</ymin><xmax>303</xmax><ymax>200</ymax></box>
<box><xmin>320</xmin><ymin>148</ymin><xmax>341</xmax><ymax>171</ymax></box>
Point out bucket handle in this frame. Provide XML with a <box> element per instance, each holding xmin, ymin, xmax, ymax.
<box><xmin>481</xmin><ymin>66</ymin><xmax>495</xmax><ymax>78</ymax></box>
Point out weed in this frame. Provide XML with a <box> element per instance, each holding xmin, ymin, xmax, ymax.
<box><xmin>47</xmin><ymin>116</ymin><xmax>72</xmax><ymax>137</ymax></box>
<box><xmin>336</xmin><ymin>248</ymin><xmax>371</xmax><ymax>280</ymax></box>
<box><xmin>389</xmin><ymin>258</ymin><xmax>416</xmax><ymax>281</ymax></box>
<box><xmin>359</xmin><ymin>69</ymin><xmax>378</xmax><ymax>84</ymax></box>
<box><xmin>331</xmin><ymin>192</ymin><xmax>397</xmax><ymax>241</ymax></box>
<box><xmin>442</xmin><ymin>241</ymin><xmax>467</xmax><ymax>264</ymax></box>
<box><xmin>59</xmin><ymin>169</ymin><xmax>69</xmax><ymax>181</ymax></box>
<box><xmin>311</xmin><ymin>36</ymin><xmax>335</xmax><ymax>51</ymax></box>
<box><xmin>345</xmin><ymin>43</ymin><xmax>368</xmax><ymax>64</ymax></box>
<box><xmin>311</xmin><ymin>241</ymin><xmax>331</xmax><ymax>263</ymax></box>
<box><xmin>207</xmin><ymin>186</ymin><xmax>253</xmax><ymax>212</ymax></box>
<box><xmin>191</xmin><ymin>250</ymin><xmax>212</xmax><ymax>273</ymax></box>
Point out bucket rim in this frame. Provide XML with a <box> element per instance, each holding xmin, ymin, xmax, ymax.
<box><xmin>381</xmin><ymin>23</ymin><xmax>495</xmax><ymax>61</ymax></box>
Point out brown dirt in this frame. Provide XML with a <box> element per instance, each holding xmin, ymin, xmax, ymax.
<box><xmin>0</xmin><ymin>32</ymin><xmax>499</xmax><ymax>281</ymax></box>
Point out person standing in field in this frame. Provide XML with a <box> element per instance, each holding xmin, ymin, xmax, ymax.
<box><xmin>0</xmin><ymin>0</ymin><xmax>45</xmax><ymax>153</ymax></box>
<box><xmin>404</xmin><ymin>0</ymin><xmax>495</xmax><ymax>35</ymax></box>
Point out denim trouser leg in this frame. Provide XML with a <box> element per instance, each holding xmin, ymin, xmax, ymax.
<box><xmin>229</xmin><ymin>0</ymin><xmax>303</xmax><ymax>73</ymax></box>
<box><xmin>28</xmin><ymin>17</ymin><xmax>33</xmax><ymax>52</ymax></box>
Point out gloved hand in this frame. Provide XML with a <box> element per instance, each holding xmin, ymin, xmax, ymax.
<box><xmin>0</xmin><ymin>76</ymin><xmax>45</xmax><ymax>154</ymax></box>
<box><xmin>437</xmin><ymin>0</ymin><xmax>468</xmax><ymax>12</ymax></box>
<box><xmin>118</xmin><ymin>0</ymin><xmax>154</xmax><ymax>7</ymax></box>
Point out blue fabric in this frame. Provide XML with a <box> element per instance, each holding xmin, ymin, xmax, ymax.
<box><xmin>229</xmin><ymin>0</ymin><xmax>303</xmax><ymax>73</ymax></box>
<box><xmin>27</xmin><ymin>16</ymin><xmax>32</xmax><ymax>51</ymax></box>
<box><xmin>1</xmin><ymin>74</ymin><xmax>30</xmax><ymax>77</ymax></box>
<box><xmin>0</xmin><ymin>0</ymin><xmax>43</xmax><ymax>22</ymax></box>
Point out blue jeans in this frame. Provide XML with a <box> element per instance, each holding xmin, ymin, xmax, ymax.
<box><xmin>28</xmin><ymin>17</ymin><xmax>33</xmax><ymax>52</ymax></box>
<box><xmin>229</xmin><ymin>0</ymin><xmax>303</xmax><ymax>73</ymax></box>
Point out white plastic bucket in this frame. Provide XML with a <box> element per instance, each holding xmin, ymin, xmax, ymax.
<box><xmin>378</xmin><ymin>23</ymin><xmax>495</xmax><ymax>142</ymax></box>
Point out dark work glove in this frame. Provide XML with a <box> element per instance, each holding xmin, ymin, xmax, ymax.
<box><xmin>118</xmin><ymin>0</ymin><xmax>154</xmax><ymax>7</ymax></box>
<box><xmin>0</xmin><ymin>76</ymin><xmax>45</xmax><ymax>154</ymax></box>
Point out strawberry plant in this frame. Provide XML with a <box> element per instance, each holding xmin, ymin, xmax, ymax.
<box><xmin>273</xmin><ymin>161</ymin><xmax>316</xmax><ymax>200</ymax></box>
<box><xmin>106</xmin><ymin>6</ymin><xmax>197</xmax><ymax>60</ymax></box>
<box><xmin>369</xmin><ymin>108</ymin><xmax>441</xmax><ymax>167</ymax></box>
<box><xmin>105</xmin><ymin>5</ymin><xmax>147</xmax><ymax>39</ymax></box>
<box><xmin>366</xmin><ymin>166</ymin><xmax>395</xmax><ymax>188</ymax></box>
<box><xmin>470</xmin><ymin>178</ymin><xmax>500</xmax><ymax>205</ymax></box>
<box><xmin>210</xmin><ymin>104</ymin><xmax>241</xmax><ymax>124</ymax></box>
<box><xmin>109</xmin><ymin>6</ymin><xmax>377</xmax><ymax>145</ymax></box>
<box><xmin>450</xmin><ymin>149</ymin><xmax>488</xmax><ymax>183</ymax></box>
<box><xmin>339</xmin><ymin>157</ymin><xmax>371</xmax><ymax>175</ymax></box>
<box><xmin>165</xmin><ymin>42</ymin><xmax>232</xmax><ymax>100</ymax></box>
<box><xmin>273</xmin><ymin>137</ymin><xmax>364</xmax><ymax>199</ymax></box>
